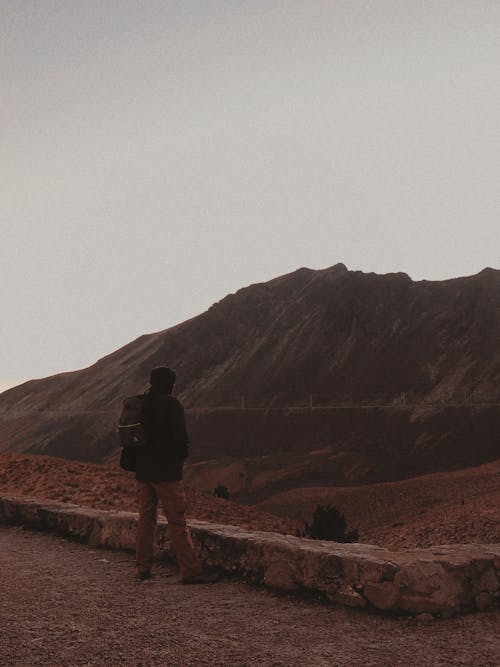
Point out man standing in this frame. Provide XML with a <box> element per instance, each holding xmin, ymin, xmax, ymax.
<box><xmin>135</xmin><ymin>366</ymin><xmax>213</xmax><ymax>583</ymax></box>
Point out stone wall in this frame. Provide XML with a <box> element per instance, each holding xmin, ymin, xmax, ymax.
<box><xmin>1</xmin><ymin>494</ymin><xmax>498</xmax><ymax>618</ymax></box>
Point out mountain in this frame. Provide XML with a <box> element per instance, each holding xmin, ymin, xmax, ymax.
<box><xmin>0</xmin><ymin>264</ymin><xmax>499</xmax><ymax>495</ymax></box>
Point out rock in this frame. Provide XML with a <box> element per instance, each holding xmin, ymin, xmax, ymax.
<box><xmin>334</xmin><ymin>585</ymin><xmax>367</xmax><ymax>608</ymax></box>
<box><xmin>95</xmin><ymin>511</ymin><xmax>136</xmax><ymax>551</ymax></box>
<box><xmin>364</xmin><ymin>581</ymin><xmax>400</xmax><ymax>610</ymax></box>
<box><xmin>478</xmin><ymin>568</ymin><xmax>499</xmax><ymax>594</ymax></box>
<box><xmin>382</xmin><ymin>561</ymin><xmax>399</xmax><ymax>581</ymax></box>
<box><xmin>394</xmin><ymin>562</ymin><xmax>444</xmax><ymax>595</ymax></box>
<box><xmin>475</xmin><ymin>592</ymin><xmax>493</xmax><ymax>612</ymax></box>
<box><xmin>415</xmin><ymin>613</ymin><xmax>434</xmax><ymax>623</ymax></box>
<box><xmin>302</xmin><ymin>548</ymin><xmax>342</xmax><ymax>592</ymax></box>
<box><xmin>264</xmin><ymin>561</ymin><xmax>301</xmax><ymax>591</ymax></box>
<box><xmin>263</xmin><ymin>540</ymin><xmax>303</xmax><ymax>591</ymax></box>
<box><xmin>394</xmin><ymin>560</ymin><xmax>465</xmax><ymax>614</ymax></box>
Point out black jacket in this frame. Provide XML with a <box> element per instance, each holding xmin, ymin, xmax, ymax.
<box><xmin>134</xmin><ymin>388</ymin><xmax>189</xmax><ymax>483</ymax></box>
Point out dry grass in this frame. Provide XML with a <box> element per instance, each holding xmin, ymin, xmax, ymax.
<box><xmin>2</xmin><ymin>452</ymin><xmax>499</xmax><ymax>550</ymax></box>
<box><xmin>257</xmin><ymin>459</ymin><xmax>500</xmax><ymax>548</ymax></box>
<box><xmin>0</xmin><ymin>453</ymin><xmax>299</xmax><ymax>535</ymax></box>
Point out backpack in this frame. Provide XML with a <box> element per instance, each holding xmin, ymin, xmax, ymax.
<box><xmin>117</xmin><ymin>394</ymin><xmax>146</xmax><ymax>448</ymax></box>
<box><xmin>117</xmin><ymin>394</ymin><xmax>147</xmax><ymax>472</ymax></box>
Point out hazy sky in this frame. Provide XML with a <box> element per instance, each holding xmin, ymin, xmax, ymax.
<box><xmin>2</xmin><ymin>1</ymin><xmax>500</xmax><ymax>391</ymax></box>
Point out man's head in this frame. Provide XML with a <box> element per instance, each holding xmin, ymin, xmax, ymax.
<box><xmin>149</xmin><ymin>366</ymin><xmax>176</xmax><ymax>393</ymax></box>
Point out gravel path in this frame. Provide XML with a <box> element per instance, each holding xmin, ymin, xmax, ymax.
<box><xmin>1</xmin><ymin>526</ymin><xmax>498</xmax><ymax>667</ymax></box>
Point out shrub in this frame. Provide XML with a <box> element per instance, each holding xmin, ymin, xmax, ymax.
<box><xmin>298</xmin><ymin>504</ymin><xmax>358</xmax><ymax>542</ymax></box>
<box><xmin>213</xmin><ymin>484</ymin><xmax>230</xmax><ymax>500</ymax></box>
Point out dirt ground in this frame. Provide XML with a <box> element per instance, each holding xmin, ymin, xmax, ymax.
<box><xmin>1</xmin><ymin>526</ymin><xmax>499</xmax><ymax>667</ymax></box>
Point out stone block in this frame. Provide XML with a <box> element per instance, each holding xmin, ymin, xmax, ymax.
<box><xmin>478</xmin><ymin>568</ymin><xmax>499</xmax><ymax>594</ymax></box>
<box><xmin>415</xmin><ymin>613</ymin><xmax>434</xmax><ymax>623</ymax></box>
<box><xmin>364</xmin><ymin>581</ymin><xmax>400</xmax><ymax>610</ymax></box>
<box><xmin>9</xmin><ymin>497</ymin><xmax>41</xmax><ymax>526</ymax></box>
<box><xmin>394</xmin><ymin>562</ymin><xmax>443</xmax><ymax>595</ymax></box>
<box><xmin>263</xmin><ymin>540</ymin><xmax>304</xmax><ymax>591</ymax></box>
<box><xmin>357</xmin><ymin>559</ymin><xmax>386</xmax><ymax>584</ymax></box>
<box><xmin>98</xmin><ymin>511</ymin><xmax>136</xmax><ymax>551</ymax></box>
<box><xmin>469</xmin><ymin>557</ymin><xmax>493</xmax><ymax>577</ymax></box>
<box><xmin>340</xmin><ymin>557</ymin><xmax>360</xmax><ymax>583</ymax></box>
<box><xmin>48</xmin><ymin>506</ymin><xmax>102</xmax><ymax>543</ymax></box>
<box><xmin>239</xmin><ymin>538</ymin><xmax>265</xmax><ymax>576</ymax></box>
<box><xmin>155</xmin><ymin>520</ymin><xmax>172</xmax><ymax>551</ymax></box>
<box><xmin>0</xmin><ymin>496</ymin><xmax>25</xmax><ymax>522</ymax></box>
<box><xmin>382</xmin><ymin>560</ymin><xmax>399</xmax><ymax>581</ymax></box>
<box><xmin>264</xmin><ymin>561</ymin><xmax>302</xmax><ymax>591</ymax></box>
<box><xmin>302</xmin><ymin>549</ymin><xmax>343</xmax><ymax>593</ymax></box>
<box><xmin>333</xmin><ymin>584</ymin><xmax>367</xmax><ymax>608</ymax></box>
<box><xmin>475</xmin><ymin>592</ymin><xmax>494</xmax><ymax>611</ymax></box>
<box><xmin>457</xmin><ymin>590</ymin><xmax>475</xmax><ymax>608</ymax></box>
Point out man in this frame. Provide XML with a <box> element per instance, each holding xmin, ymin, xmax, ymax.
<box><xmin>135</xmin><ymin>366</ymin><xmax>213</xmax><ymax>583</ymax></box>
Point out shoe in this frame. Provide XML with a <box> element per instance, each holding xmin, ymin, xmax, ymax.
<box><xmin>137</xmin><ymin>571</ymin><xmax>152</xmax><ymax>581</ymax></box>
<box><xmin>181</xmin><ymin>571</ymin><xmax>219</xmax><ymax>585</ymax></box>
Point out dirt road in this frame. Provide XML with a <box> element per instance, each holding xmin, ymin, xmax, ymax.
<box><xmin>0</xmin><ymin>526</ymin><xmax>498</xmax><ymax>667</ymax></box>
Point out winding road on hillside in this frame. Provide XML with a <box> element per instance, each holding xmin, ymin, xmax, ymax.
<box><xmin>1</xmin><ymin>526</ymin><xmax>498</xmax><ymax>666</ymax></box>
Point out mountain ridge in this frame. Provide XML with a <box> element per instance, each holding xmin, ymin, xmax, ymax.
<box><xmin>3</xmin><ymin>263</ymin><xmax>498</xmax><ymax>406</ymax></box>
<box><xmin>1</xmin><ymin>264</ymin><xmax>498</xmax><ymax>490</ymax></box>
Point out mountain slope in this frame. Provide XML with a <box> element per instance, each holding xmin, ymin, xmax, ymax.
<box><xmin>0</xmin><ymin>264</ymin><xmax>499</xmax><ymax>485</ymax></box>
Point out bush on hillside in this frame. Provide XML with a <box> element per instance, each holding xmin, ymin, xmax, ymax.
<box><xmin>298</xmin><ymin>504</ymin><xmax>358</xmax><ymax>542</ymax></box>
<box><xmin>213</xmin><ymin>484</ymin><xmax>230</xmax><ymax>500</ymax></box>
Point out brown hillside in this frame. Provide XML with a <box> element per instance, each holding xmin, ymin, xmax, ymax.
<box><xmin>0</xmin><ymin>453</ymin><xmax>298</xmax><ymax>535</ymax></box>
<box><xmin>257</xmin><ymin>459</ymin><xmax>500</xmax><ymax>548</ymax></box>
<box><xmin>0</xmin><ymin>265</ymin><xmax>499</xmax><ymax>488</ymax></box>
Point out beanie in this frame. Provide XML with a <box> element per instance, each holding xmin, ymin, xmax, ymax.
<box><xmin>149</xmin><ymin>366</ymin><xmax>176</xmax><ymax>388</ymax></box>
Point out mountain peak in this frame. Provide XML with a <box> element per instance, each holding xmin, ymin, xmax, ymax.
<box><xmin>325</xmin><ymin>262</ymin><xmax>349</xmax><ymax>274</ymax></box>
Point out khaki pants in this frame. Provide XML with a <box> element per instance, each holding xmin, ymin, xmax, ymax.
<box><xmin>136</xmin><ymin>479</ymin><xmax>201</xmax><ymax>578</ymax></box>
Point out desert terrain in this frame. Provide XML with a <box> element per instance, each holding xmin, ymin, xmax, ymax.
<box><xmin>1</xmin><ymin>452</ymin><xmax>498</xmax><ymax>550</ymax></box>
<box><xmin>257</xmin><ymin>458</ymin><xmax>500</xmax><ymax>548</ymax></box>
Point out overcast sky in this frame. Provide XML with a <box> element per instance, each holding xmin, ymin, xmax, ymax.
<box><xmin>2</xmin><ymin>1</ymin><xmax>500</xmax><ymax>391</ymax></box>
